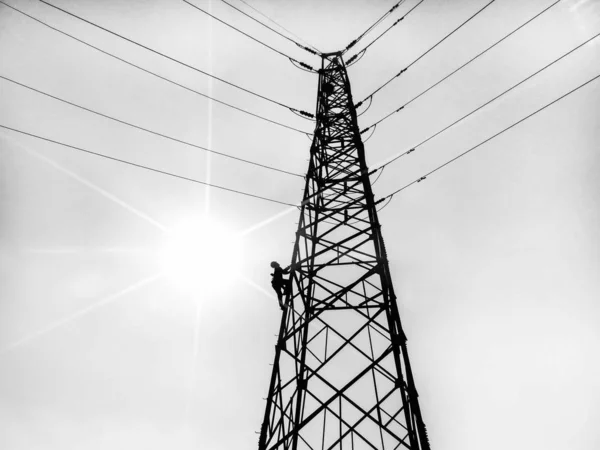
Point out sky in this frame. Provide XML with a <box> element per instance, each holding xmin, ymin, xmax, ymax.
<box><xmin>0</xmin><ymin>0</ymin><xmax>599</xmax><ymax>449</ymax></box>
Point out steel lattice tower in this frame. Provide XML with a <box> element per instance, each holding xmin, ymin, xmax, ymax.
<box><xmin>259</xmin><ymin>53</ymin><xmax>431</xmax><ymax>450</ymax></box>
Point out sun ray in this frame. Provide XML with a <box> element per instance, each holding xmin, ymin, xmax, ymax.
<box><xmin>1</xmin><ymin>133</ymin><xmax>167</xmax><ymax>232</ymax></box>
<box><xmin>184</xmin><ymin>300</ymin><xmax>204</xmax><ymax>424</ymax></box>
<box><xmin>238</xmin><ymin>205</ymin><xmax>298</xmax><ymax>237</ymax></box>
<box><xmin>241</xmin><ymin>275</ymin><xmax>277</xmax><ymax>301</ymax></box>
<box><xmin>186</xmin><ymin>4</ymin><xmax>214</xmax><ymax>430</ymax></box>
<box><xmin>0</xmin><ymin>273</ymin><xmax>162</xmax><ymax>354</ymax></box>
<box><xmin>24</xmin><ymin>246</ymin><xmax>150</xmax><ymax>254</ymax></box>
<box><xmin>204</xmin><ymin>150</ymin><xmax>212</xmax><ymax>214</ymax></box>
<box><xmin>570</xmin><ymin>0</ymin><xmax>591</xmax><ymax>12</ymax></box>
<box><xmin>204</xmin><ymin>9</ymin><xmax>214</xmax><ymax>216</ymax></box>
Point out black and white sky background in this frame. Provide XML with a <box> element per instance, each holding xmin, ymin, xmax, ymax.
<box><xmin>1</xmin><ymin>0</ymin><xmax>599</xmax><ymax>449</ymax></box>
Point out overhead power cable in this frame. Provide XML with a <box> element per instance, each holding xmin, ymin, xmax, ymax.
<box><xmin>379</xmin><ymin>71</ymin><xmax>600</xmax><ymax>200</ymax></box>
<box><xmin>0</xmin><ymin>75</ymin><xmax>303</xmax><ymax>178</ymax></box>
<box><xmin>361</xmin><ymin>0</ymin><xmax>497</xmax><ymax>103</ymax></box>
<box><xmin>182</xmin><ymin>0</ymin><xmax>316</xmax><ymax>71</ymax></box>
<box><xmin>236</xmin><ymin>0</ymin><xmax>322</xmax><ymax>55</ymax></box>
<box><xmin>367</xmin><ymin>31</ymin><xmax>600</xmax><ymax>168</ymax></box>
<box><xmin>35</xmin><ymin>0</ymin><xmax>310</xmax><ymax>115</ymax></box>
<box><xmin>342</xmin><ymin>0</ymin><xmax>407</xmax><ymax>55</ymax></box>
<box><xmin>360</xmin><ymin>0</ymin><xmax>562</xmax><ymax>126</ymax></box>
<box><xmin>346</xmin><ymin>0</ymin><xmax>425</xmax><ymax>66</ymax></box>
<box><xmin>219</xmin><ymin>0</ymin><xmax>321</xmax><ymax>56</ymax></box>
<box><xmin>0</xmin><ymin>124</ymin><xmax>297</xmax><ymax>207</ymax></box>
<box><xmin>0</xmin><ymin>2</ymin><xmax>309</xmax><ymax>134</ymax></box>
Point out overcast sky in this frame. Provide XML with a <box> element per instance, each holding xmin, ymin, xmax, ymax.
<box><xmin>1</xmin><ymin>0</ymin><xmax>599</xmax><ymax>449</ymax></box>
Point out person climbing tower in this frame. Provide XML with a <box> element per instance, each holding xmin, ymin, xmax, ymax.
<box><xmin>270</xmin><ymin>261</ymin><xmax>290</xmax><ymax>309</ymax></box>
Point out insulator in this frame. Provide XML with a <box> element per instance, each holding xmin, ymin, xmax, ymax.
<box><xmin>355</xmin><ymin>100</ymin><xmax>363</xmax><ymax>108</ymax></box>
<box><xmin>345</xmin><ymin>39</ymin><xmax>357</xmax><ymax>50</ymax></box>
<box><xmin>346</xmin><ymin>54</ymin><xmax>358</xmax><ymax>65</ymax></box>
<box><xmin>299</xmin><ymin>62</ymin><xmax>314</xmax><ymax>71</ymax></box>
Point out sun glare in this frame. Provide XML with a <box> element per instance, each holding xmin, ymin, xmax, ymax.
<box><xmin>161</xmin><ymin>217</ymin><xmax>244</xmax><ymax>294</ymax></box>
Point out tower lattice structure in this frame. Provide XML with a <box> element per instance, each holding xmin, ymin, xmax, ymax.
<box><xmin>259</xmin><ymin>53</ymin><xmax>431</xmax><ymax>450</ymax></box>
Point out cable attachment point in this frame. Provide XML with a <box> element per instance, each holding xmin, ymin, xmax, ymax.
<box><xmin>395</xmin><ymin>68</ymin><xmax>407</xmax><ymax>78</ymax></box>
<box><xmin>345</xmin><ymin>39</ymin><xmax>357</xmax><ymax>51</ymax></box>
<box><xmin>356</xmin><ymin>96</ymin><xmax>374</xmax><ymax>117</ymax></box>
<box><xmin>417</xmin><ymin>176</ymin><xmax>427</xmax><ymax>183</ymax></box>
<box><xmin>354</xmin><ymin>95</ymin><xmax>373</xmax><ymax>109</ymax></box>
<box><xmin>296</xmin><ymin>43</ymin><xmax>317</xmax><ymax>55</ymax></box>
<box><xmin>362</xmin><ymin>124</ymin><xmax>377</xmax><ymax>143</ymax></box>
<box><xmin>289</xmin><ymin>58</ymin><xmax>318</xmax><ymax>73</ymax></box>
<box><xmin>346</xmin><ymin>53</ymin><xmax>359</xmax><ymax>65</ymax></box>
<box><xmin>393</xmin><ymin>16</ymin><xmax>405</xmax><ymax>26</ymax></box>
<box><xmin>290</xmin><ymin>108</ymin><xmax>315</xmax><ymax>120</ymax></box>
<box><xmin>345</xmin><ymin>48</ymin><xmax>367</xmax><ymax>67</ymax></box>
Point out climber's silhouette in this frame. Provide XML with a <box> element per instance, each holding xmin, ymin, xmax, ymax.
<box><xmin>270</xmin><ymin>261</ymin><xmax>290</xmax><ymax>309</ymax></box>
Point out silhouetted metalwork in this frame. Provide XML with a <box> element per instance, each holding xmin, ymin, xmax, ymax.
<box><xmin>259</xmin><ymin>53</ymin><xmax>431</xmax><ymax>450</ymax></box>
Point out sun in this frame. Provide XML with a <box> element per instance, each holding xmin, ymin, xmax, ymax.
<box><xmin>160</xmin><ymin>216</ymin><xmax>244</xmax><ymax>294</ymax></box>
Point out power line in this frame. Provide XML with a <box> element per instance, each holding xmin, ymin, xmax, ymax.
<box><xmin>0</xmin><ymin>1</ymin><xmax>309</xmax><ymax>135</ymax></box>
<box><xmin>218</xmin><ymin>0</ymin><xmax>320</xmax><ymax>56</ymax></box>
<box><xmin>360</xmin><ymin>0</ymin><xmax>562</xmax><ymax>126</ymax></box>
<box><xmin>236</xmin><ymin>0</ymin><xmax>322</xmax><ymax>55</ymax></box>
<box><xmin>182</xmin><ymin>0</ymin><xmax>315</xmax><ymax>70</ymax></box>
<box><xmin>0</xmin><ymin>124</ymin><xmax>297</xmax><ymax>207</ymax></box>
<box><xmin>346</xmin><ymin>0</ymin><xmax>425</xmax><ymax>66</ymax></box>
<box><xmin>368</xmin><ymin>31</ymin><xmax>600</xmax><ymax>169</ymax></box>
<box><xmin>342</xmin><ymin>0</ymin><xmax>407</xmax><ymax>55</ymax></box>
<box><xmin>379</xmin><ymin>71</ymin><xmax>600</xmax><ymax>200</ymax></box>
<box><xmin>36</xmin><ymin>0</ymin><xmax>303</xmax><ymax>113</ymax></box>
<box><xmin>361</xmin><ymin>0</ymin><xmax>497</xmax><ymax>103</ymax></box>
<box><xmin>0</xmin><ymin>75</ymin><xmax>303</xmax><ymax>178</ymax></box>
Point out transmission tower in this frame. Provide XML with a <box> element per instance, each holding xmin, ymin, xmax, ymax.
<box><xmin>259</xmin><ymin>53</ymin><xmax>431</xmax><ymax>450</ymax></box>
